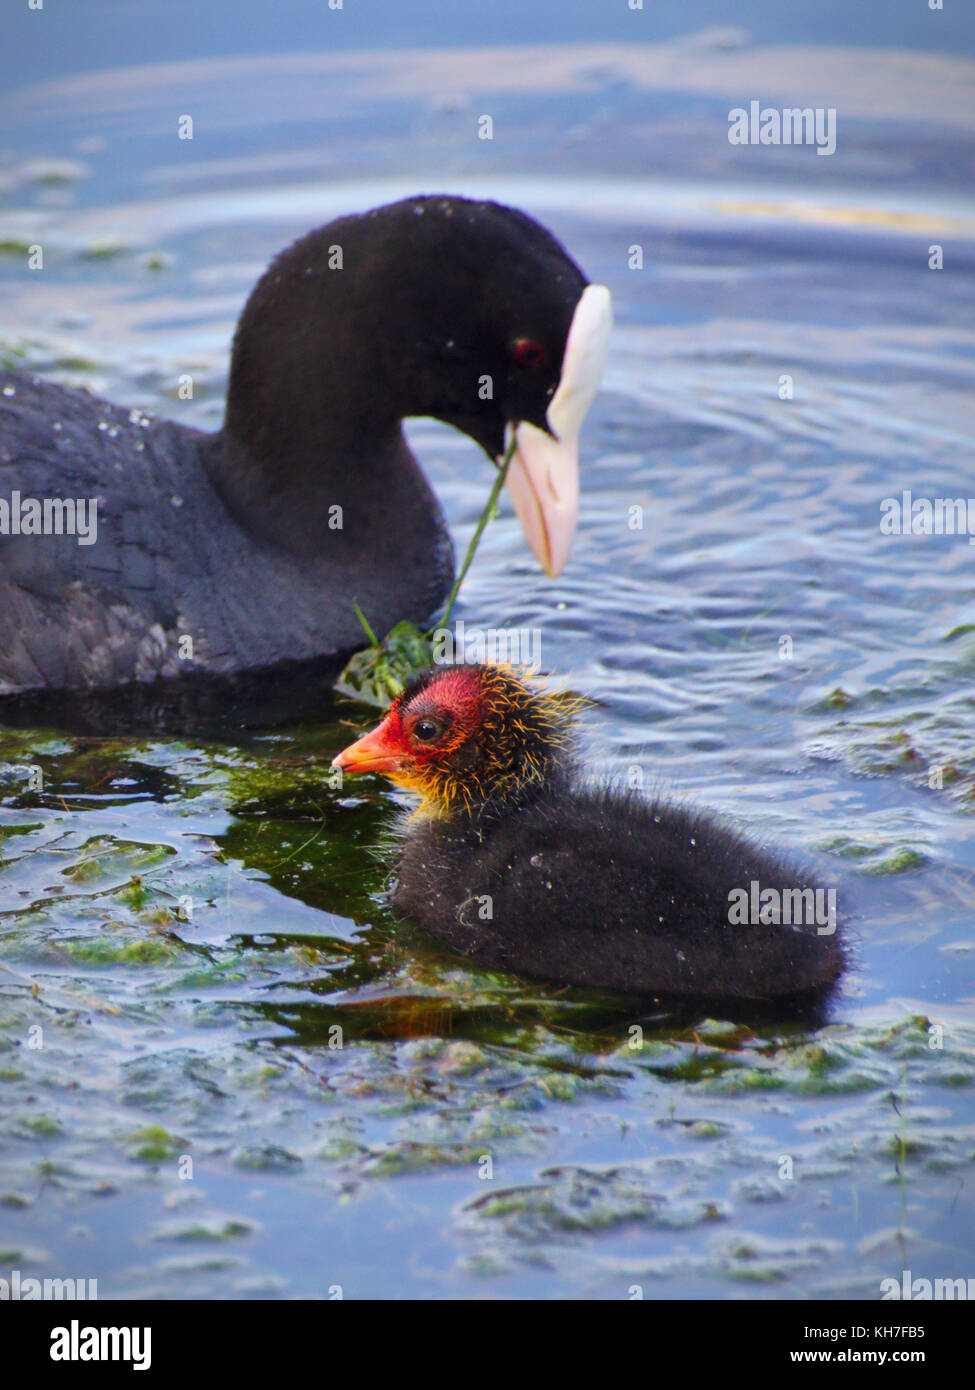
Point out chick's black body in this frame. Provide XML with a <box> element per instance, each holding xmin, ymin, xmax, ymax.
<box><xmin>394</xmin><ymin>785</ymin><xmax>844</xmax><ymax>1002</ymax></box>
<box><xmin>345</xmin><ymin>663</ymin><xmax>846</xmax><ymax>1005</ymax></box>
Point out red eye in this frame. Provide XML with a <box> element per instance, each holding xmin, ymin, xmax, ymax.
<box><xmin>511</xmin><ymin>338</ymin><xmax>547</xmax><ymax>369</ymax></box>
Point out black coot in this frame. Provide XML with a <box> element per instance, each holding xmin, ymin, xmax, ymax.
<box><xmin>0</xmin><ymin>196</ymin><xmax>610</xmax><ymax>713</ymax></box>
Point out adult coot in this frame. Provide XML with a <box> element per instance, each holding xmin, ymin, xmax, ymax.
<box><xmin>0</xmin><ymin>196</ymin><xmax>611</xmax><ymax>701</ymax></box>
<box><xmin>333</xmin><ymin>663</ymin><xmax>846</xmax><ymax>1004</ymax></box>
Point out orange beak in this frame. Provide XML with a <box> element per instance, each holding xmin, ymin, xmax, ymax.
<box><xmin>332</xmin><ymin>715</ymin><xmax>406</xmax><ymax>776</ymax></box>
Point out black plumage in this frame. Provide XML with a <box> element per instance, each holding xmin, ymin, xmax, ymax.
<box><xmin>0</xmin><ymin>195</ymin><xmax>592</xmax><ymax>720</ymax></box>
<box><xmin>334</xmin><ymin>663</ymin><xmax>846</xmax><ymax>1004</ymax></box>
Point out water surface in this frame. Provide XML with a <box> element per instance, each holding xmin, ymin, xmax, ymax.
<box><xmin>1</xmin><ymin>15</ymin><xmax>973</xmax><ymax>1299</ymax></box>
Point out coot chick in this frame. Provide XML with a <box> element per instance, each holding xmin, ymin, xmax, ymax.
<box><xmin>333</xmin><ymin>663</ymin><xmax>845</xmax><ymax>1003</ymax></box>
<box><xmin>0</xmin><ymin>196</ymin><xmax>610</xmax><ymax>698</ymax></box>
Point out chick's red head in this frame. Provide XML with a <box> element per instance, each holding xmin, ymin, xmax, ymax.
<box><xmin>332</xmin><ymin>663</ymin><xmax>577</xmax><ymax>815</ymax></box>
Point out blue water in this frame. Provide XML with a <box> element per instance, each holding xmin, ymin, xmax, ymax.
<box><xmin>0</xmin><ymin>2</ymin><xmax>973</xmax><ymax>1301</ymax></box>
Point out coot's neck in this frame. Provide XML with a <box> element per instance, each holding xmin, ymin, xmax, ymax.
<box><xmin>208</xmin><ymin>414</ymin><xmax>406</xmax><ymax>557</ymax></box>
<box><xmin>207</xmin><ymin>224</ymin><xmax>415</xmax><ymax>555</ymax></box>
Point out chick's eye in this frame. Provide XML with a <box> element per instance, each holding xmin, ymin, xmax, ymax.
<box><xmin>412</xmin><ymin>717</ymin><xmax>442</xmax><ymax>744</ymax></box>
<box><xmin>511</xmin><ymin>337</ymin><xmax>547</xmax><ymax>369</ymax></box>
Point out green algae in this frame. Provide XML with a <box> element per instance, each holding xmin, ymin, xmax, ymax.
<box><xmin>857</xmin><ymin>847</ymin><xmax>927</xmax><ymax>875</ymax></box>
<box><xmin>335</xmin><ymin>619</ymin><xmax>434</xmax><ymax>708</ymax></box>
<box><xmin>466</xmin><ymin>1166</ymin><xmax>679</xmax><ymax>1237</ymax></box>
<box><xmin>362</xmin><ymin>1141</ymin><xmax>489</xmax><ymax>1177</ymax></box>
<box><xmin>152</xmin><ymin>1217</ymin><xmax>257</xmax><ymax>1243</ymax></box>
<box><xmin>61</xmin><ymin>935</ymin><xmax>181</xmax><ymax>966</ymax></box>
<box><xmin>81</xmin><ymin>239</ymin><xmax>129</xmax><ymax>260</ymax></box>
<box><xmin>128</xmin><ymin>1126</ymin><xmax>183</xmax><ymax>1163</ymax></box>
<box><xmin>18</xmin><ymin>1114</ymin><xmax>63</xmax><ymax>1138</ymax></box>
<box><xmin>54</xmin><ymin>355</ymin><xmax>100</xmax><ymax>372</ymax></box>
<box><xmin>232</xmin><ymin>1145</ymin><xmax>302</xmax><ymax>1172</ymax></box>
